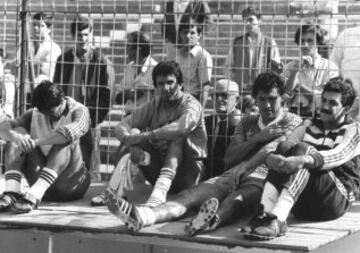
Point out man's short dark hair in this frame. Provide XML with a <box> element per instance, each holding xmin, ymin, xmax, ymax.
<box><xmin>152</xmin><ymin>61</ymin><xmax>183</xmax><ymax>87</ymax></box>
<box><xmin>294</xmin><ymin>24</ymin><xmax>325</xmax><ymax>46</ymax></box>
<box><xmin>32</xmin><ymin>80</ymin><xmax>65</xmax><ymax>111</ymax></box>
<box><xmin>241</xmin><ymin>6</ymin><xmax>261</xmax><ymax>20</ymax></box>
<box><xmin>71</xmin><ymin>15</ymin><xmax>92</xmax><ymax>36</ymax></box>
<box><xmin>33</xmin><ymin>12</ymin><xmax>54</xmax><ymax>28</ymax></box>
<box><xmin>323</xmin><ymin>77</ymin><xmax>356</xmax><ymax>107</ymax></box>
<box><xmin>178</xmin><ymin>18</ymin><xmax>204</xmax><ymax>36</ymax></box>
<box><xmin>129</xmin><ymin>31</ymin><xmax>151</xmax><ymax>59</ymax></box>
<box><xmin>252</xmin><ymin>72</ymin><xmax>285</xmax><ymax>98</ymax></box>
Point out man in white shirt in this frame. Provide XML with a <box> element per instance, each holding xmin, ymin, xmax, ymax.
<box><xmin>331</xmin><ymin>25</ymin><xmax>360</xmax><ymax>120</ymax></box>
<box><xmin>114</xmin><ymin>31</ymin><xmax>158</xmax><ymax>111</ymax></box>
<box><xmin>31</xmin><ymin>12</ymin><xmax>61</xmax><ymax>84</ymax></box>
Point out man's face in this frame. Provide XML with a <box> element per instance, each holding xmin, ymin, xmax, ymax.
<box><xmin>179</xmin><ymin>26</ymin><xmax>201</xmax><ymax>48</ymax></box>
<box><xmin>255</xmin><ymin>88</ymin><xmax>282</xmax><ymax>123</ymax></box>
<box><xmin>300</xmin><ymin>32</ymin><xmax>317</xmax><ymax>57</ymax></box>
<box><xmin>40</xmin><ymin>102</ymin><xmax>64</xmax><ymax>121</ymax></box>
<box><xmin>214</xmin><ymin>92</ymin><xmax>238</xmax><ymax>115</ymax></box>
<box><xmin>155</xmin><ymin>74</ymin><xmax>182</xmax><ymax>102</ymax></box>
<box><xmin>33</xmin><ymin>20</ymin><xmax>51</xmax><ymax>40</ymax></box>
<box><xmin>320</xmin><ymin>91</ymin><xmax>347</xmax><ymax>125</ymax></box>
<box><xmin>126</xmin><ymin>34</ymin><xmax>138</xmax><ymax>61</ymax></box>
<box><xmin>75</xmin><ymin>27</ymin><xmax>92</xmax><ymax>52</ymax></box>
<box><xmin>244</xmin><ymin>15</ymin><xmax>260</xmax><ymax>34</ymax></box>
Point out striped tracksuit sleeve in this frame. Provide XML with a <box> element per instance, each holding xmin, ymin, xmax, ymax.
<box><xmin>312</xmin><ymin>122</ymin><xmax>360</xmax><ymax>170</ymax></box>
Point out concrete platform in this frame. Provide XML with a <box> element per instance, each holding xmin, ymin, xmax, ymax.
<box><xmin>0</xmin><ymin>182</ymin><xmax>360</xmax><ymax>253</ymax></box>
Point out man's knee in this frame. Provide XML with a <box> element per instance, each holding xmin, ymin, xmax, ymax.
<box><xmin>291</xmin><ymin>142</ymin><xmax>314</xmax><ymax>156</ymax></box>
<box><xmin>275</xmin><ymin>141</ymin><xmax>296</xmax><ymax>156</ymax></box>
<box><xmin>46</xmin><ymin>144</ymin><xmax>72</xmax><ymax>171</ymax></box>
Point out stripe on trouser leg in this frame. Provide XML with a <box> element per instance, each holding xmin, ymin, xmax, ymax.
<box><xmin>287</xmin><ymin>169</ymin><xmax>310</xmax><ymax>200</ymax></box>
<box><xmin>328</xmin><ymin>171</ymin><xmax>354</xmax><ymax>202</ymax></box>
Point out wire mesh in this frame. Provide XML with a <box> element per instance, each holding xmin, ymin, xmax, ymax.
<box><xmin>0</xmin><ymin>0</ymin><xmax>358</xmax><ymax>179</ymax></box>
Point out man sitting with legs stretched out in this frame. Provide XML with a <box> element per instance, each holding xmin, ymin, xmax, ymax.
<box><xmin>105</xmin><ymin>72</ymin><xmax>302</xmax><ymax>234</ymax></box>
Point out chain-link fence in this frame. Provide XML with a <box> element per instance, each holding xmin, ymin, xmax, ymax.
<box><xmin>0</xmin><ymin>0</ymin><xmax>359</xmax><ymax>179</ymax></box>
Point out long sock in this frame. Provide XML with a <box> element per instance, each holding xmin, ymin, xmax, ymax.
<box><xmin>25</xmin><ymin>167</ymin><xmax>58</xmax><ymax>204</ymax></box>
<box><xmin>146</xmin><ymin>167</ymin><xmax>175</xmax><ymax>207</ymax></box>
<box><xmin>4</xmin><ymin>170</ymin><xmax>22</xmax><ymax>193</ymax></box>
<box><xmin>260</xmin><ymin>182</ymin><xmax>280</xmax><ymax>213</ymax></box>
<box><xmin>134</xmin><ymin>205</ymin><xmax>156</xmax><ymax>226</ymax></box>
<box><xmin>270</xmin><ymin>188</ymin><xmax>295</xmax><ymax>222</ymax></box>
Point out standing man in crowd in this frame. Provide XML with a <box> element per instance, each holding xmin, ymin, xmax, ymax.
<box><xmin>105</xmin><ymin>72</ymin><xmax>302</xmax><ymax>234</ymax></box>
<box><xmin>0</xmin><ymin>81</ymin><xmax>91</xmax><ymax>213</ymax></box>
<box><xmin>245</xmin><ymin>77</ymin><xmax>360</xmax><ymax>240</ymax></box>
<box><xmin>162</xmin><ymin>0</ymin><xmax>212</xmax><ymax>60</ymax></box>
<box><xmin>114</xmin><ymin>30</ymin><xmax>158</xmax><ymax>111</ymax></box>
<box><xmin>331</xmin><ymin>24</ymin><xmax>360</xmax><ymax>120</ymax></box>
<box><xmin>31</xmin><ymin>12</ymin><xmax>62</xmax><ymax>85</ymax></box>
<box><xmin>177</xmin><ymin>19</ymin><xmax>213</xmax><ymax>108</ymax></box>
<box><xmin>225</xmin><ymin>6</ymin><xmax>281</xmax><ymax>96</ymax></box>
<box><xmin>53</xmin><ymin>14</ymin><xmax>114</xmax><ymax>127</ymax></box>
<box><xmin>284</xmin><ymin>24</ymin><xmax>338</xmax><ymax>117</ymax></box>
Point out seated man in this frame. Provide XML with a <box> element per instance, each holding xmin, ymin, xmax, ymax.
<box><xmin>114</xmin><ymin>30</ymin><xmax>158</xmax><ymax>111</ymax></box>
<box><xmin>105</xmin><ymin>72</ymin><xmax>302</xmax><ymax>234</ymax></box>
<box><xmin>245</xmin><ymin>77</ymin><xmax>360</xmax><ymax>240</ymax></box>
<box><xmin>93</xmin><ymin>61</ymin><xmax>207</xmax><ymax>207</ymax></box>
<box><xmin>284</xmin><ymin>24</ymin><xmax>338</xmax><ymax>117</ymax></box>
<box><xmin>204</xmin><ymin>79</ymin><xmax>241</xmax><ymax>179</ymax></box>
<box><xmin>0</xmin><ymin>80</ymin><xmax>91</xmax><ymax>213</ymax></box>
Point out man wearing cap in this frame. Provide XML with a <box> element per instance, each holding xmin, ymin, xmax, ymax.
<box><xmin>204</xmin><ymin>79</ymin><xmax>241</xmax><ymax>179</ymax></box>
<box><xmin>105</xmin><ymin>72</ymin><xmax>302</xmax><ymax>234</ymax></box>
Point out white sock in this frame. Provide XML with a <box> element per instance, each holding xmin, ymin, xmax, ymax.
<box><xmin>260</xmin><ymin>182</ymin><xmax>280</xmax><ymax>213</ymax></box>
<box><xmin>135</xmin><ymin>206</ymin><xmax>156</xmax><ymax>226</ymax></box>
<box><xmin>271</xmin><ymin>188</ymin><xmax>295</xmax><ymax>222</ymax></box>
<box><xmin>4</xmin><ymin>170</ymin><xmax>22</xmax><ymax>193</ymax></box>
<box><xmin>146</xmin><ymin>168</ymin><xmax>174</xmax><ymax>207</ymax></box>
<box><xmin>25</xmin><ymin>167</ymin><xmax>58</xmax><ymax>203</ymax></box>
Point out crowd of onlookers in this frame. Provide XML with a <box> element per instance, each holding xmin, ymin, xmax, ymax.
<box><xmin>0</xmin><ymin>0</ymin><xmax>360</xmax><ymax>241</ymax></box>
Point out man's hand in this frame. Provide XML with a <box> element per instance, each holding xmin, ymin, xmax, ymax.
<box><xmin>14</xmin><ymin>133</ymin><xmax>36</xmax><ymax>153</ymax></box>
<box><xmin>129</xmin><ymin>146</ymin><xmax>145</xmax><ymax>164</ymax></box>
<box><xmin>254</xmin><ymin>127</ymin><xmax>287</xmax><ymax>143</ymax></box>
<box><xmin>266</xmin><ymin>153</ymin><xmax>308</xmax><ymax>174</ymax></box>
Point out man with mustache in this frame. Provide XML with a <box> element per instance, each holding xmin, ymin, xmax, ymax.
<box><xmin>245</xmin><ymin>77</ymin><xmax>360</xmax><ymax>240</ymax></box>
<box><xmin>104</xmin><ymin>72</ymin><xmax>302</xmax><ymax>234</ymax></box>
<box><xmin>0</xmin><ymin>80</ymin><xmax>91</xmax><ymax>213</ymax></box>
<box><xmin>284</xmin><ymin>24</ymin><xmax>338</xmax><ymax>117</ymax></box>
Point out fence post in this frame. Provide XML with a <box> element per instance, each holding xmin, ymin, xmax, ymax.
<box><xmin>18</xmin><ymin>0</ymin><xmax>28</xmax><ymax>116</ymax></box>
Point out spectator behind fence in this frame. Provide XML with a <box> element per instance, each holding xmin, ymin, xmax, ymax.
<box><xmin>224</xmin><ymin>6</ymin><xmax>281</xmax><ymax>95</ymax></box>
<box><xmin>331</xmin><ymin>25</ymin><xmax>360</xmax><ymax>120</ymax></box>
<box><xmin>114</xmin><ymin>30</ymin><xmax>158</xmax><ymax>112</ymax></box>
<box><xmin>162</xmin><ymin>0</ymin><xmax>212</xmax><ymax>60</ymax></box>
<box><xmin>284</xmin><ymin>24</ymin><xmax>338</xmax><ymax>117</ymax></box>
<box><xmin>0</xmin><ymin>80</ymin><xmax>91</xmax><ymax>214</ymax></box>
<box><xmin>31</xmin><ymin>12</ymin><xmax>61</xmax><ymax>85</ymax></box>
<box><xmin>91</xmin><ymin>61</ymin><xmax>207</xmax><ymax>207</ymax></box>
<box><xmin>177</xmin><ymin>18</ymin><xmax>213</xmax><ymax>108</ymax></box>
<box><xmin>244</xmin><ymin>77</ymin><xmax>360</xmax><ymax>241</ymax></box>
<box><xmin>204</xmin><ymin>79</ymin><xmax>241</xmax><ymax>179</ymax></box>
<box><xmin>290</xmin><ymin>0</ymin><xmax>339</xmax><ymax>59</ymax></box>
<box><xmin>0</xmin><ymin>48</ymin><xmax>16</xmax><ymax>118</ymax></box>
<box><xmin>104</xmin><ymin>72</ymin><xmax>302</xmax><ymax>234</ymax></box>
<box><xmin>53</xmin><ymin>14</ymin><xmax>114</xmax><ymax>128</ymax></box>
